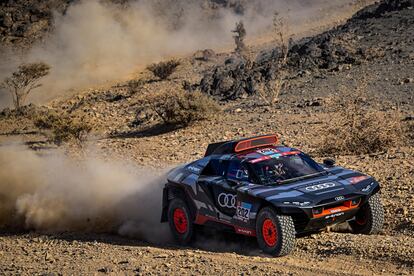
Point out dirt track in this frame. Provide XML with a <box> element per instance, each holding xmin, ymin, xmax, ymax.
<box><xmin>0</xmin><ymin>231</ymin><xmax>413</xmax><ymax>275</ymax></box>
<box><xmin>1</xmin><ymin>109</ymin><xmax>413</xmax><ymax>275</ymax></box>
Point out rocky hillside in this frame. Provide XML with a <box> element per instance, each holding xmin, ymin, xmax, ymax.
<box><xmin>0</xmin><ymin>0</ymin><xmax>256</xmax><ymax>47</ymax></box>
<box><xmin>201</xmin><ymin>0</ymin><xmax>414</xmax><ymax>101</ymax></box>
<box><xmin>0</xmin><ymin>0</ymin><xmax>73</xmax><ymax>46</ymax></box>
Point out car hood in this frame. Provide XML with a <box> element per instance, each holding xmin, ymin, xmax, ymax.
<box><xmin>238</xmin><ymin>167</ymin><xmax>375</xmax><ymax>204</ymax></box>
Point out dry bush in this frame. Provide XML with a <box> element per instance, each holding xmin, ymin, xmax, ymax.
<box><xmin>143</xmin><ymin>89</ymin><xmax>220</xmax><ymax>126</ymax></box>
<box><xmin>0</xmin><ymin>62</ymin><xmax>50</xmax><ymax>111</ymax></box>
<box><xmin>127</xmin><ymin>78</ymin><xmax>145</xmax><ymax>90</ymax></box>
<box><xmin>257</xmin><ymin>12</ymin><xmax>291</xmax><ymax>106</ymax></box>
<box><xmin>319</xmin><ymin>81</ymin><xmax>405</xmax><ymax>155</ymax></box>
<box><xmin>34</xmin><ymin>110</ymin><xmax>91</xmax><ymax>145</ymax></box>
<box><xmin>405</xmin><ymin>119</ymin><xmax>414</xmax><ymax>145</ymax></box>
<box><xmin>147</xmin><ymin>60</ymin><xmax>180</xmax><ymax>80</ymax></box>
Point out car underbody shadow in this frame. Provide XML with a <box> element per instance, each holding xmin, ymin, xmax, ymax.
<box><xmin>190</xmin><ymin>226</ymin><xmax>264</xmax><ymax>256</ymax></box>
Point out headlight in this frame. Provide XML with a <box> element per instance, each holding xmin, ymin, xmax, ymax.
<box><xmin>361</xmin><ymin>182</ymin><xmax>375</xmax><ymax>192</ymax></box>
<box><xmin>349</xmin><ymin>175</ymin><xmax>370</xmax><ymax>184</ymax></box>
<box><xmin>351</xmin><ymin>198</ymin><xmax>361</xmax><ymax>206</ymax></box>
<box><xmin>312</xmin><ymin>207</ymin><xmax>323</xmax><ymax>215</ymax></box>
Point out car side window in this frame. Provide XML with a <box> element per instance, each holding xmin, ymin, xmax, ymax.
<box><xmin>200</xmin><ymin>159</ymin><xmax>227</xmax><ymax>176</ymax></box>
<box><xmin>226</xmin><ymin>160</ymin><xmax>249</xmax><ymax>182</ymax></box>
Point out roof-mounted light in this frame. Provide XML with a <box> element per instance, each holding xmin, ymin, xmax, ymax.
<box><xmin>234</xmin><ymin>135</ymin><xmax>279</xmax><ymax>153</ymax></box>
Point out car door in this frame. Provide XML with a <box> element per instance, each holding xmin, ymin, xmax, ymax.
<box><xmin>209</xmin><ymin>159</ymin><xmax>250</xmax><ymax>217</ymax></box>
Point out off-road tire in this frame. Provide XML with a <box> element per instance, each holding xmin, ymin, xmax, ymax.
<box><xmin>256</xmin><ymin>207</ymin><xmax>295</xmax><ymax>257</ymax></box>
<box><xmin>350</xmin><ymin>193</ymin><xmax>384</xmax><ymax>234</ymax></box>
<box><xmin>168</xmin><ymin>198</ymin><xmax>194</xmax><ymax>245</ymax></box>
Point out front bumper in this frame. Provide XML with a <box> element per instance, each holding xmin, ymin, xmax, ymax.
<box><xmin>304</xmin><ymin>207</ymin><xmax>359</xmax><ymax>232</ymax></box>
<box><xmin>279</xmin><ymin>195</ymin><xmax>365</xmax><ymax>234</ymax></box>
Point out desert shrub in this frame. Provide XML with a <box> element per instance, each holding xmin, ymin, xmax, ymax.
<box><xmin>34</xmin><ymin>110</ymin><xmax>91</xmax><ymax>145</ymax></box>
<box><xmin>319</xmin><ymin>81</ymin><xmax>405</xmax><ymax>155</ymax></box>
<box><xmin>128</xmin><ymin>78</ymin><xmax>144</xmax><ymax>91</ymax></box>
<box><xmin>147</xmin><ymin>60</ymin><xmax>180</xmax><ymax>80</ymax></box>
<box><xmin>144</xmin><ymin>89</ymin><xmax>220</xmax><ymax>126</ymax></box>
<box><xmin>0</xmin><ymin>62</ymin><xmax>50</xmax><ymax>111</ymax></box>
<box><xmin>320</xmin><ymin>111</ymin><xmax>402</xmax><ymax>155</ymax></box>
<box><xmin>193</xmin><ymin>49</ymin><xmax>216</xmax><ymax>62</ymax></box>
<box><xmin>405</xmin><ymin>119</ymin><xmax>414</xmax><ymax>145</ymax></box>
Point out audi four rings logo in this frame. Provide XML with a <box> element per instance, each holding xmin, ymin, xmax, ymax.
<box><xmin>218</xmin><ymin>193</ymin><xmax>236</xmax><ymax>209</ymax></box>
<box><xmin>305</xmin><ymin>182</ymin><xmax>336</xmax><ymax>191</ymax></box>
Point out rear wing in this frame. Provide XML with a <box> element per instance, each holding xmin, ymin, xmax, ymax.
<box><xmin>204</xmin><ymin>134</ymin><xmax>279</xmax><ymax>157</ymax></box>
<box><xmin>204</xmin><ymin>141</ymin><xmax>229</xmax><ymax>157</ymax></box>
<box><xmin>234</xmin><ymin>135</ymin><xmax>278</xmax><ymax>152</ymax></box>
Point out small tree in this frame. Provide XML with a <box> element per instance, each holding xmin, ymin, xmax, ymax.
<box><xmin>232</xmin><ymin>21</ymin><xmax>247</xmax><ymax>56</ymax></box>
<box><xmin>147</xmin><ymin>60</ymin><xmax>180</xmax><ymax>80</ymax></box>
<box><xmin>0</xmin><ymin>62</ymin><xmax>50</xmax><ymax>111</ymax></box>
<box><xmin>257</xmin><ymin>12</ymin><xmax>291</xmax><ymax>105</ymax></box>
<box><xmin>272</xmin><ymin>12</ymin><xmax>290</xmax><ymax>65</ymax></box>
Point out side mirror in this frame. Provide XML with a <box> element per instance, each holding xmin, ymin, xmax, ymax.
<box><xmin>323</xmin><ymin>158</ymin><xmax>336</xmax><ymax>167</ymax></box>
<box><xmin>227</xmin><ymin>179</ymin><xmax>239</xmax><ymax>187</ymax></box>
<box><xmin>227</xmin><ymin>179</ymin><xmax>241</xmax><ymax>189</ymax></box>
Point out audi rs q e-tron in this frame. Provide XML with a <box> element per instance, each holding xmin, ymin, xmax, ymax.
<box><xmin>161</xmin><ymin>134</ymin><xmax>384</xmax><ymax>256</ymax></box>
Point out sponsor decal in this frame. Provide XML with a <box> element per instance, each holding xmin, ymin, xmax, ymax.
<box><xmin>235</xmin><ymin>227</ymin><xmax>255</xmax><ymax>236</ymax></box>
<box><xmin>249</xmin><ymin>155</ymin><xmax>271</xmax><ymax>164</ymax></box>
<box><xmin>329</xmin><ymin>208</ymin><xmax>342</xmax><ymax>214</ymax></box>
<box><xmin>280</xmin><ymin>151</ymin><xmax>301</xmax><ymax>156</ymax></box>
<box><xmin>335</xmin><ymin>196</ymin><xmax>345</xmax><ymax>201</ymax></box>
<box><xmin>250</xmin><ymin>149</ymin><xmax>301</xmax><ymax>163</ymax></box>
<box><xmin>257</xmin><ymin>148</ymin><xmax>279</xmax><ymax>155</ymax></box>
<box><xmin>305</xmin><ymin>182</ymin><xmax>336</xmax><ymax>192</ymax></box>
<box><xmin>236</xmin><ymin>202</ymin><xmax>252</xmax><ymax>222</ymax></box>
<box><xmin>269</xmin><ymin>153</ymin><xmax>281</xmax><ymax>159</ymax></box>
<box><xmin>218</xmin><ymin>193</ymin><xmax>236</xmax><ymax>209</ymax></box>
<box><xmin>325</xmin><ymin>212</ymin><xmax>344</xmax><ymax>219</ymax></box>
<box><xmin>187</xmin><ymin>166</ymin><xmax>201</xmax><ymax>173</ymax></box>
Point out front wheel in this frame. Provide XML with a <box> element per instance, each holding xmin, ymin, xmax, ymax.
<box><xmin>256</xmin><ymin>207</ymin><xmax>295</xmax><ymax>256</ymax></box>
<box><xmin>167</xmin><ymin>198</ymin><xmax>194</xmax><ymax>245</ymax></box>
<box><xmin>350</xmin><ymin>193</ymin><xmax>384</xmax><ymax>234</ymax></box>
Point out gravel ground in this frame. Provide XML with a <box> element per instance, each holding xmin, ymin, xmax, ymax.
<box><xmin>0</xmin><ymin>1</ymin><xmax>413</xmax><ymax>275</ymax></box>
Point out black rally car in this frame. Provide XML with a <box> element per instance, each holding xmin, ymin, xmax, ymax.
<box><xmin>161</xmin><ymin>135</ymin><xmax>384</xmax><ymax>256</ymax></box>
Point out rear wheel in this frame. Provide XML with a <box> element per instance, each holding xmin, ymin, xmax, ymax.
<box><xmin>350</xmin><ymin>193</ymin><xmax>384</xmax><ymax>234</ymax></box>
<box><xmin>256</xmin><ymin>207</ymin><xmax>295</xmax><ymax>256</ymax></box>
<box><xmin>168</xmin><ymin>198</ymin><xmax>194</xmax><ymax>244</ymax></box>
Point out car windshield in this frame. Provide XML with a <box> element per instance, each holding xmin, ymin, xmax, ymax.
<box><xmin>249</xmin><ymin>153</ymin><xmax>324</xmax><ymax>185</ymax></box>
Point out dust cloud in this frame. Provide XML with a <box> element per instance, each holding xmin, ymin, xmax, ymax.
<box><xmin>0</xmin><ymin>145</ymin><xmax>171</xmax><ymax>243</ymax></box>
<box><xmin>0</xmin><ymin>0</ymin><xmax>359</xmax><ymax>106</ymax></box>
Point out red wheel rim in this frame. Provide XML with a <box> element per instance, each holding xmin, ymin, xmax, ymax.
<box><xmin>173</xmin><ymin>208</ymin><xmax>188</xmax><ymax>234</ymax></box>
<box><xmin>262</xmin><ymin>218</ymin><xmax>277</xmax><ymax>247</ymax></box>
